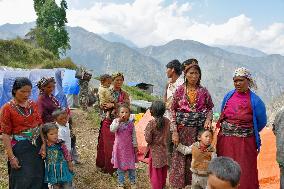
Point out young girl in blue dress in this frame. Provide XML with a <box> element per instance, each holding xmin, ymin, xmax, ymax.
<box><xmin>42</xmin><ymin>123</ymin><xmax>74</xmax><ymax>189</ymax></box>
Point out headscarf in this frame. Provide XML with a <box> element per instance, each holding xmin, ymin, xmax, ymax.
<box><xmin>36</xmin><ymin>77</ymin><xmax>56</xmax><ymax>92</ymax></box>
<box><xmin>233</xmin><ymin>67</ymin><xmax>257</xmax><ymax>90</ymax></box>
<box><xmin>112</xmin><ymin>72</ymin><xmax>124</xmax><ymax>80</ymax></box>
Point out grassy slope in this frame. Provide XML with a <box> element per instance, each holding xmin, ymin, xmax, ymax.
<box><xmin>0</xmin><ymin>39</ymin><xmax>76</xmax><ymax>69</ymax></box>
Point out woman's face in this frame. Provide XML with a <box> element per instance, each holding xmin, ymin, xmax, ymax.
<box><xmin>185</xmin><ymin>67</ymin><xmax>200</xmax><ymax>86</ymax></box>
<box><xmin>14</xmin><ymin>85</ymin><xmax>32</xmax><ymax>103</ymax></box>
<box><xmin>233</xmin><ymin>76</ymin><xmax>249</xmax><ymax>93</ymax></box>
<box><xmin>43</xmin><ymin>82</ymin><xmax>55</xmax><ymax>95</ymax></box>
<box><xmin>113</xmin><ymin>76</ymin><xmax>124</xmax><ymax>90</ymax></box>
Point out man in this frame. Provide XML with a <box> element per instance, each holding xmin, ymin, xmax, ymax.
<box><xmin>164</xmin><ymin>59</ymin><xmax>183</xmax><ymax>120</ymax></box>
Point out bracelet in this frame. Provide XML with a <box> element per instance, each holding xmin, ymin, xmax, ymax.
<box><xmin>9</xmin><ymin>156</ymin><xmax>16</xmax><ymax>161</ymax></box>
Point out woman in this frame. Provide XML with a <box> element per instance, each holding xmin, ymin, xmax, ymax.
<box><xmin>1</xmin><ymin>77</ymin><xmax>45</xmax><ymax>189</ymax></box>
<box><xmin>170</xmin><ymin>59</ymin><xmax>214</xmax><ymax>188</ymax></box>
<box><xmin>37</xmin><ymin>77</ymin><xmax>61</xmax><ymax>124</ymax></box>
<box><xmin>96</xmin><ymin>72</ymin><xmax>130</xmax><ymax>174</ymax></box>
<box><xmin>216</xmin><ymin>67</ymin><xmax>267</xmax><ymax>189</ymax></box>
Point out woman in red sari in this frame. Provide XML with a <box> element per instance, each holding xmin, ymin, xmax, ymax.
<box><xmin>96</xmin><ymin>72</ymin><xmax>130</xmax><ymax>174</ymax></box>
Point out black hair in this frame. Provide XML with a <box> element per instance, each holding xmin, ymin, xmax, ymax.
<box><xmin>182</xmin><ymin>58</ymin><xmax>198</xmax><ymax>70</ymax></box>
<box><xmin>150</xmin><ymin>101</ymin><xmax>166</xmax><ymax>130</ymax></box>
<box><xmin>100</xmin><ymin>74</ymin><xmax>112</xmax><ymax>82</ymax></box>
<box><xmin>208</xmin><ymin>156</ymin><xmax>242</xmax><ymax>187</ymax></box>
<box><xmin>184</xmin><ymin>63</ymin><xmax>202</xmax><ymax>86</ymax></box>
<box><xmin>166</xmin><ymin>59</ymin><xmax>182</xmax><ymax>76</ymax></box>
<box><xmin>42</xmin><ymin>122</ymin><xmax>59</xmax><ymax>139</ymax></box>
<box><xmin>12</xmin><ymin>77</ymin><xmax>32</xmax><ymax>97</ymax></box>
<box><xmin>52</xmin><ymin>108</ymin><xmax>67</xmax><ymax>119</ymax></box>
<box><xmin>198</xmin><ymin>128</ymin><xmax>213</xmax><ymax>138</ymax></box>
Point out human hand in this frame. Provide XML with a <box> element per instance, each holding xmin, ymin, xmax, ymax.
<box><xmin>172</xmin><ymin>131</ymin><xmax>179</xmax><ymax>146</ymax></box>
<box><xmin>68</xmin><ymin>161</ymin><xmax>74</xmax><ymax>173</ymax></box>
<box><xmin>10</xmin><ymin>156</ymin><xmax>21</xmax><ymax>169</ymax></box>
<box><xmin>39</xmin><ymin>144</ymin><xmax>46</xmax><ymax>159</ymax></box>
<box><xmin>204</xmin><ymin>119</ymin><xmax>212</xmax><ymax>129</ymax></box>
<box><xmin>103</xmin><ymin>103</ymin><xmax>114</xmax><ymax>109</ymax></box>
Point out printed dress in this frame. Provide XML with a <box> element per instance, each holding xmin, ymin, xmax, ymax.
<box><xmin>111</xmin><ymin>120</ymin><xmax>137</xmax><ymax>170</ymax></box>
<box><xmin>45</xmin><ymin>141</ymin><xmax>73</xmax><ymax>185</ymax></box>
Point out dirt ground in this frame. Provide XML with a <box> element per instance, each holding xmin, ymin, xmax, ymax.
<box><xmin>0</xmin><ymin>110</ymin><xmax>281</xmax><ymax>188</ymax></box>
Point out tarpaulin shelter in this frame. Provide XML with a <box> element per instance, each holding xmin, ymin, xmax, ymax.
<box><xmin>0</xmin><ymin>67</ymin><xmax>79</xmax><ymax>108</ymax></box>
<box><xmin>62</xmin><ymin>69</ymin><xmax>80</xmax><ymax>108</ymax></box>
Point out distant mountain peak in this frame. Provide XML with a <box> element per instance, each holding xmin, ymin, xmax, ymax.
<box><xmin>215</xmin><ymin>45</ymin><xmax>267</xmax><ymax>57</ymax></box>
<box><xmin>100</xmin><ymin>32</ymin><xmax>137</xmax><ymax>48</ymax></box>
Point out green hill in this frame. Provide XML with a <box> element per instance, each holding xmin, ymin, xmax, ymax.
<box><xmin>0</xmin><ymin>39</ymin><xmax>76</xmax><ymax>69</ymax></box>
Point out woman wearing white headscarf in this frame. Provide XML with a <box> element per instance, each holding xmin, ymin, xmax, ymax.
<box><xmin>216</xmin><ymin>67</ymin><xmax>267</xmax><ymax>189</ymax></box>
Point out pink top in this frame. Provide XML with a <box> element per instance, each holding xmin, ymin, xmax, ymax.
<box><xmin>171</xmin><ymin>85</ymin><xmax>214</xmax><ymax>130</ymax></box>
<box><xmin>223</xmin><ymin>91</ymin><xmax>253</xmax><ymax>128</ymax></box>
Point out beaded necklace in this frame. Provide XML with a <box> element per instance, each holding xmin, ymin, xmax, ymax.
<box><xmin>10</xmin><ymin>100</ymin><xmax>33</xmax><ymax>118</ymax></box>
<box><xmin>186</xmin><ymin>85</ymin><xmax>197</xmax><ymax>110</ymax></box>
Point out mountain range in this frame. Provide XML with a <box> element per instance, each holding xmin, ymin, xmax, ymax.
<box><xmin>1</xmin><ymin>22</ymin><xmax>284</xmax><ymax>110</ymax></box>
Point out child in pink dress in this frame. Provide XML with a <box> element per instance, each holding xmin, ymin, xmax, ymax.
<box><xmin>110</xmin><ymin>104</ymin><xmax>138</xmax><ymax>189</ymax></box>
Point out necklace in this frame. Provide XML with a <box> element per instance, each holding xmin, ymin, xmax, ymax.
<box><xmin>11</xmin><ymin>100</ymin><xmax>33</xmax><ymax>118</ymax></box>
<box><xmin>186</xmin><ymin>85</ymin><xmax>197</xmax><ymax>109</ymax></box>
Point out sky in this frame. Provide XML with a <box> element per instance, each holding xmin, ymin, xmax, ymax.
<box><xmin>0</xmin><ymin>0</ymin><xmax>284</xmax><ymax>55</ymax></box>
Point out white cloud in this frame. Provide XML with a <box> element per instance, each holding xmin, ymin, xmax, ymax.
<box><xmin>0</xmin><ymin>0</ymin><xmax>36</xmax><ymax>25</ymax></box>
<box><xmin>0</xmin><ymin>0</ymin><xmax>283</xmax><ymax>55</ymax></box>
<box><xmin>66</xmin><ymin>0</ymin><xmax>284</xmax><ymax>55</ymax></box>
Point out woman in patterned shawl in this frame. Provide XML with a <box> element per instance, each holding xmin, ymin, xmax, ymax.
<box><xmin>96</xmin><ymin>72</ymin><xmax>130</xmax><ymax>174</ymax></box>
<box><xmin>216</xmin><ymin>67</ymin><xmax>267</xmax><ymax>189</ymax></box>
<box><xmin>1</xmin><ymin>77</ymin><xmax>45</xmax><ymax>189</ymax></box>
<box><xmin>169</xmin><ymin>59</ymin><xmax>214</xmax><ymax>188</ymax></box>
<box><xmin>37</xmin><ymin>77</ymin><xmax>61</xmax><ymax>123</ymax></box>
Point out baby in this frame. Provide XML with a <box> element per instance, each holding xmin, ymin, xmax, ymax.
<box><xmin>98</xmin><ymin>74</ymin><xmax>115</xmax><ymax>119</ymax></box>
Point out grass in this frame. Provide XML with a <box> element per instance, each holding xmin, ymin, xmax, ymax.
<box><xmin>0</xmin><ymin>39</ymin><xmax>77</xmax><ymax>69</ymax></box>
<box><xmin>122</xmin><ymin>85</ymin><xmax>159</xmax><ymax>102</ymax></box>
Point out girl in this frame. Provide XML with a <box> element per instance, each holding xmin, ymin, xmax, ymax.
<box><xmin>42</xmin><ymin>123</ymin><xmax>74</xmax><ymax>189</ymax></box>
<box><xmin>110</xmin><ymin>104</ymin><xmax>137</xmax><ymax>189</ymax></box>
<box><xmin>144</xmin><ymin>101</ymin><xmax>170</xmax><ymax>189</ymax></box>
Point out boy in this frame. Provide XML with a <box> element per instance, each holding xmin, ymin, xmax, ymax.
<box><xmin>207</xmin><ymin>156</ymin><xmax>241</xmax><ymax>189</ymax></box>
<box><xmin>98</xmin><ymin>74</ymin><xmax>115</xmax><ymax>120</ymax></box>
<box><xmin>177</xmin><ymin>129</ymin><xmax>216</xmax><ymax>189</ymax></box>
<box><xmin>273</xmin><ymin>108</ymin><xmax>284</xmax><ymax>189</ymax></box>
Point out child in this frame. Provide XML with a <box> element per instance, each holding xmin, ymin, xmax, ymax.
<box><xmin>98</xmin><ymin>74</ymin><xmax>115</xmax><ymax>120</ymax></box>
<box><xmin>110</xmin><ymin>104</ymin><xmax>138</xmax><ymax>189</ymax></box>
<box><xmin>42</xmin><ymin>123</ymin><xmax>74</xmax><ymax>189</ymax></box>
<box><xmin>52</xmin><ymin>109</ymin><xmax>71</xmax><ymax>152</ymax></box>
<box><xmin>144</xmin><ymin>101</ymin><xmax>170</xmax><ymax>189</ymax></box>
<box><xmin>207</xmin><ymin>156</ymin><xmax>241</xmax><ymax>189</ymax></box>
<box><xmin>176</xmin><ymin>128</ymin><xmax>216</xmax><ymax>189</ymax></box>
<box><xmin>273</xmin><ymin>108</ymin><xmax>284</xmax><ymax>189</ymax></box>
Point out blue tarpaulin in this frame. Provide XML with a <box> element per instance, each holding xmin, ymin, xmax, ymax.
<box><xmin>0</xmin><ymin>67</ymin><xmax>79</xmax><ymax>108</ymax></box>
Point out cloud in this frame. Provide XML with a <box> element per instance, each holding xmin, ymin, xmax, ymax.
<box><xmin>0</xmin><ymin>0</ymin><xmax>36</xmax><ymax>24</ymax></box>
<box><xmin>67</xmin><ymin>0</ymin><xmax>284</xmax><ymax>55</ymax></box>
<box><xmin>0</xmin><ymin>0</ymin><xmax>283</xmax><ymax>55</ymax></box>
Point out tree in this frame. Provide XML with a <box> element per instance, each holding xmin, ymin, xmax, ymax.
<box><xmin>33</xmin><ymin>0</ymin><xmax>70</xmax><ymax>57</ymax></box>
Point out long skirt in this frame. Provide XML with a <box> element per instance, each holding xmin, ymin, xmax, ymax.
<box><xmin>149</xmin><ymin>151</ymin><xmax>168</xmax><ymax>189</ymax></box>
<box><xmin>95</xmin><ymin>119</ymin><xmax>116</xmax><ymax>174</ymax></box>
<box><xmin>217</xmin><ymin>132</ymin><xmax>259</xmax><ymax>189</ymax></box>
<box><xmin>8</xmin><ymin>139</ymin><xmax>45</xmax><ymax>189</ymax></box>
<box><xmin>169</xmin><ymin>126</ymin><xmax>199</xmax><ymax>188</ymax></box>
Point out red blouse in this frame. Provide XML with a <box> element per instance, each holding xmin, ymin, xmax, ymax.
<box><xmin>0</xmin><ymin>100</ymin><xmax>42</xmax><ymax>135</ymax></box>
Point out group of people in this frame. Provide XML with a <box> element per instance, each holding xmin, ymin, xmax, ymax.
<box><xmin>1</xmin><ymin>77</ymin><xmax>79</xmax><ymax>189</ymax></box>
<box><xmin>94</xmin><ymin>58</ymin><xmax>268</xmax><ymax>189</ymax></box>
<box><xmin>3</xmin><ymin>56</ymin><xmax>283</xmax><ymax>189</ymax></box>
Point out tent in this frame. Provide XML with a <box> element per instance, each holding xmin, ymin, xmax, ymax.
<box><xmin>62</xmin><ymin>69</ymin><xmax>80</xmax><ymax>108</ymax></box>
<box><xmin>0</xmin><ymin>67</ymin><xmax>79</xmax><ymax>108</ymax></box>
<box><xmin>135</xmin><ymin>109</ymin><xmax>153</xmax><ymax>162</ymax></box>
